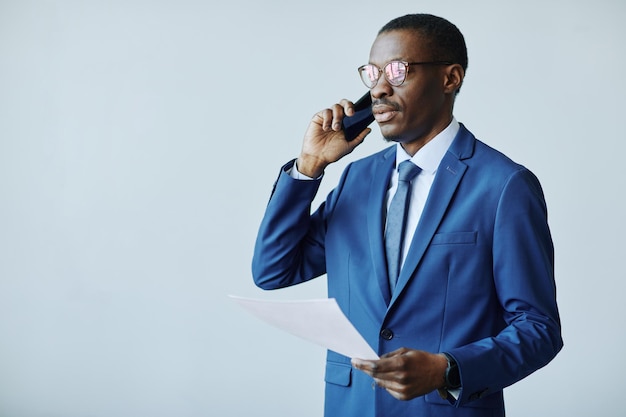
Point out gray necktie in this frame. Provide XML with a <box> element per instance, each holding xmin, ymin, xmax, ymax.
<box><xmin>385</xmin><ymin>160</ymin><xmax>421</xmax><ymax>292</ymax></box>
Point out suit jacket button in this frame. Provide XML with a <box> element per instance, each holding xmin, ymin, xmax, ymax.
<box><xmin>380</xmin><ymin>328</ymin><xmax>394</xmax><ymax>340</ymax></box>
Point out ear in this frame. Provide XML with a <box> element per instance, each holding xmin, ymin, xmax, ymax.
<box><xmin>443</xmin><ymin>64</ymin><xmax>465</xmax><ymax>94</ymax></box>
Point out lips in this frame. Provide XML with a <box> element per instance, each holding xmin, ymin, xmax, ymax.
<box><xmin>373</xmin><ymin>104</ymin><xmax>399</xmax><ymax>123</ymax></box>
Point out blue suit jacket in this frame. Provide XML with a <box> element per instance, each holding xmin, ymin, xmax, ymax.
<box><xmin>252</xmin><ymin>125</ymin><xmax>562</xmax><ymax>417</ymax></box>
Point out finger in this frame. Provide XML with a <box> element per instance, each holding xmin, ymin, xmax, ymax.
<box><xmin>317</xmin><ymin>108</ymin><xmax>333</xmax><ymax>131</ymax></box>
<box><xmin>385</xmin><ymin>387</ymin><xmax>411</xmax><ymax>401</ymax></box>
<box><xmin>339</xmin><ymin>98</ymin><xmax>355</xmax><ymax>117</ymax></box>
<box><xmin>376</xmin><ymin>371</ymin><xmax>427</xmax><ymax>402</ymax></box>
<box><xmin>351</xmin><ymin>358</ymin><xmax>378</xmax><ymax>374</ymax></box>
<box><xmin>352</xmin><ymin>357</ymin><xmax>400</xmax><ymax>379</ymax></box>
<box><xmin>374</xmin><ymin>378</ymin><xmax>411</xmax><ymax>401</ymax></box>
<box><xmin>374</xmin><ymin>377</ymin><xmax>403</xmax><ymax>390</ymax></box>
<box><xmin>348</xmin><ymin>128</ymin><xmax>371</xmax><ymax>147</ymax></box>
<box><xmin>311</xmin><ymin>109</ymin><xmax>333</xmax><ymax>132</ymax></box>
<box><xmin>380</xmin><ymin>347</ymin><xmax>410</xmax><ymax>359</ymax></box>
<box><xmin>330</xmin><ymin>103</ymin><xmax>346</xmax><ymax>131</ymax></box>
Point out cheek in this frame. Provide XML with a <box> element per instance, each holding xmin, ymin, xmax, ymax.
<box><xmin>404</xmin><ymin>83</ymin><xmax>444</xmax><ymax>118</ymax></box>
<box><xmin>404</xmin><ymin>72</ymin><xmax>443</xmax><ymax>102</ymax></box>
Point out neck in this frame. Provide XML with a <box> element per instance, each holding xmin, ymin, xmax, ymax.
<box><xmin>398</xmin><ymin>115</ymin><xmax>453</xmax><ymax>156</ymax></box>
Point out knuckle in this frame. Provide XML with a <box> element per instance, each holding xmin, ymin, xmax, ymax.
<box><xmin>397</xmin><ymin>372</ymin><xmax>410</xmax><ymax>385</ymax></box>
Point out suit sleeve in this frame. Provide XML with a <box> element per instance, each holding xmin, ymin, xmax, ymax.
<box><xmin>251</xmin><ymin>160</ymin><xmax>329</xmax><ymax>289</ymax></box>
<box><xmin>447</xmin><ymin>168</ymin><xmax>563</xmax><ymax>405</ymax></box>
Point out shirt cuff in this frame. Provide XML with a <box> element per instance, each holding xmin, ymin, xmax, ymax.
<box><xmin>288</xmin><ymin>160</ymin><xmax>323</xmax><ymax>180</ymax></box>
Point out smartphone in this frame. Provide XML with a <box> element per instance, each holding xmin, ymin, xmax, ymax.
<box><xmin>341</xmin><ymin>92</ymin><xmax>374</xmax><ymax>141</ymax></box>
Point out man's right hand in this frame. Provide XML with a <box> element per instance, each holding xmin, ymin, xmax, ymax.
<box><xmin>296</xmin><ymin>99</ymin><xmax>371</xmax><ymax>178</ymax></box>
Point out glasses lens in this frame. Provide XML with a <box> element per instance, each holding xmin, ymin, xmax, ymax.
<box><xmin>384</xmin><ymin>61</ymin><xmax>407</xmax><ymax>86</ymax></box>
<box><xmin>359</xmin><ymin>65</ymin><xmax>379</xmax><ymax>88</ymax></box>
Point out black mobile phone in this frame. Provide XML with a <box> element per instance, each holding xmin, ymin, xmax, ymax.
<box><xmin>341</xmin><ymin>92</ymin><xmax>374</xmax><ymax>141</ymax></box>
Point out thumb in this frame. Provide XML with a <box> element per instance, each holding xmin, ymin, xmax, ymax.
<box><xmin>346</xmin><ymin>127</ymin><xmax>371</xmax><ymax>150</ymax></box>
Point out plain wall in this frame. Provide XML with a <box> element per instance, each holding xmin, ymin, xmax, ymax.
<box><xmin>1</xmin><ymin>0</ymin><xmax>624</xmax><ymax>416</ymax></box>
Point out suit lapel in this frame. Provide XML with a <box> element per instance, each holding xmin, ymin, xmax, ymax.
<box><xmin>390</xmin><ymin>126</ymin><xmax>474</xmax><ymax>306</ymax></box>
<box><xmin>367</xmin><ymin>147</ymin><xmax>396</xmax><ymax>305</ymax></box>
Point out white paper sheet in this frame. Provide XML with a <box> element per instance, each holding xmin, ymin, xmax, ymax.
<box><xmin>230</xmin><ymin>295</ymin><xmax>379</xmax><ymax>360</ymax></box>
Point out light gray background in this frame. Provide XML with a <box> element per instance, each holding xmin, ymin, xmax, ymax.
<box><xmin>1</xmin><ymin>1</ymin><xmax>624</xmax><ymax>416</ymax></box>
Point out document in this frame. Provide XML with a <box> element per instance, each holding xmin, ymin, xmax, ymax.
<box><xmin>230</xmin><ymin>295</ymin><xmax>379</xmax><ymax>360</ymax></box>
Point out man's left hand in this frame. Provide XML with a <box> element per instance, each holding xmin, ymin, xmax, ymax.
<box><xmin>351</xmin><ymin>348</ymin><xmax>448</xmax><ymax>401</ymax></box>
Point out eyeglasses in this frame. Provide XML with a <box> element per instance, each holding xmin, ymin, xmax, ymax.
<box><xmin>358</xmin><ymin>60</ymin><xmax>453</xmax><ymax>89</ymax></box>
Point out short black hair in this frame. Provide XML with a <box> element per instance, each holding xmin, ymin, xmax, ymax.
<box><xmin>379</xmin><ymin>14</ymin><xmax>468</xmax><ymax>73</ymax></box>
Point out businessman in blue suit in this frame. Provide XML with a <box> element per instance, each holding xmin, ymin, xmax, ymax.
<box><xmin>252</xmin><ymin>13</ymin><xmax>562</xmax><ymax>417</ymax></box>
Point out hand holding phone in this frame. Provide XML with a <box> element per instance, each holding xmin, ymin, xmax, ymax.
<box><xmin>341</xmin><ymin>92</ymin><xmax>374</xmax><ymax>141</ymax></box>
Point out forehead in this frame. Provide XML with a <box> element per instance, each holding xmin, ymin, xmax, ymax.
<box><xmin>369</xmin><ymin>29</ymin><xmax>429</xmax><ymax>65</ymax></box>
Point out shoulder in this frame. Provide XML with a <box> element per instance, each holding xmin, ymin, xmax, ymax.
<box><xmin>455</xmin><ymin>125</ymin><xmax>532</xmax><ymax>177</ymax></box>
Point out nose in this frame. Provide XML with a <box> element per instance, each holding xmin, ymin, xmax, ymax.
<box><xmin>370</xmin><ymin>75</ymin><xmax>393</xmax><ymax>100</ymax></box>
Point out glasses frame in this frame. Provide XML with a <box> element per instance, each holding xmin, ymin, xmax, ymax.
<box><xmin>358</xmin><ymin>60</ymin><xmax>454</xmax><ymax>89</ymax></box>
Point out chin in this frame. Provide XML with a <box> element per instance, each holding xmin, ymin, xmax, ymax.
<box><xmin>382</xmin><ymin>135</ymin><xmax>399</xmax><ymax>144</ymax></box>
<box><xmin>381</xmin><ymin>129</ymin><xmax>408</xmax><ymax>144</ymax></box>
<box><xmin>380</xmin><ymin>126</ymin><xmax>402</xmax><ymax>143</ymax></box>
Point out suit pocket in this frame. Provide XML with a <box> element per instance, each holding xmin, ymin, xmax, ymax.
<box><xmin>324</xmin><ymin>361</ymin><xmax>352</xmax><ymax>387</ymax></box>
<box><xmin>431</xmin><ymin>231</ymin><xmax>477</xmax><ymax>245</ymax></box>
<box><xmin>425</xmin><ymin>390</ymin><xmax>504</xmax><ymax>410</ymax></box>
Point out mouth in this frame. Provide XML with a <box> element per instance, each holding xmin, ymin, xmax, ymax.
<box><xmin>372</xmin><ymin>104</ymin><xmax>399</xmax><ymax>123</ymax></box>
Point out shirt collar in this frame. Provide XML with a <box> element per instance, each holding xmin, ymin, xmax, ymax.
<box><xmin>395</xmin><ymin>118</ymin><xmax>459</xmax><ymax>174</ymax></box>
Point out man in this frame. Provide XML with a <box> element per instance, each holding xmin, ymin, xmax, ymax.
<box><xmin>252</xmin><ymin>13</ymin><xmax>562</xmax><ymax>417</ymax></box>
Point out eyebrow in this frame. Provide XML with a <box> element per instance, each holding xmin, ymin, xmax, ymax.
<box><xmin>368</xmin><ymin>57</ymin><xmax>408</xmax><ymax>66</ymax></box>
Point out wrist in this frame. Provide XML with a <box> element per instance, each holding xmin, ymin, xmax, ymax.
<box><xmin>296</xmin><ymin>155</ymin><xmax>327</xmax><ymax>178</ymax></box>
